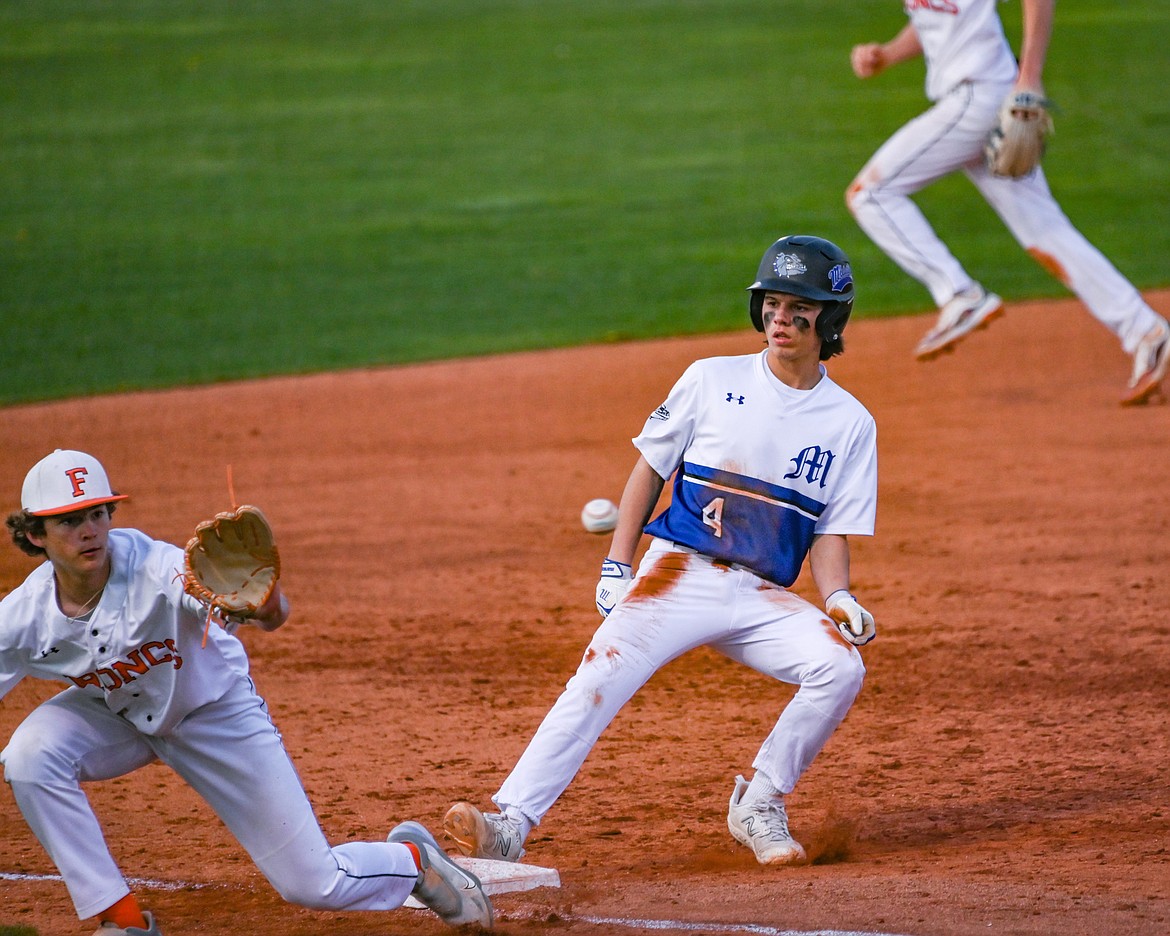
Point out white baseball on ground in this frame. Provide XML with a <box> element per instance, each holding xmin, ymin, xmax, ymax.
<box><xmin>580</xmin><ymin>498</ymin><xmax>619</xmax><ymax>534</ymax></box>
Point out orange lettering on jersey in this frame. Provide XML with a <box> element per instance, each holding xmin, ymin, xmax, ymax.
<box><xmin>904</xmin><ymin>0</ymin><xmax>959</xmax><ymax>13</ymax></box>
<box><xmin>111</xmin><ymin>650</ymin><xmax>150</xmax><ymax>684</ymax></box>
<box><xmin>141</xmin><ymin>641</ymin><xmax>170</xmax><ymax>666</ymax></box>
<box><xmin>69</xmin><ymin>672</ymin><xmax>103</xmax><ymax>690</ymax></box>
<box><xmin>70</xmin><ymin>639</ymin><xmax>186</xmax><ymax>693</ymax></box>
<box><xmin>96</xmin><ymin>668</ymin><xmax>123</xmax><ymax>690</ymax></box>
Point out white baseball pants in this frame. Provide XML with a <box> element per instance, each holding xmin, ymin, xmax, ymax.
<box><xmin>493</xmin><ymin>539</ymin><xmax>866</xmax><ymax>825</ymax></box>
<box><xmin>847</xmin><ymin>79</ymin><xmax>1162</xmax><ymax>354</ymax></box>
<box><xmin>1</xmin><ymin>679</ymin><xmax>418</xmax><ymax>919</ymax></box>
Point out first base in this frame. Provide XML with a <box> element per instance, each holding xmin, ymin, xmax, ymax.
<box><xmin>405</xmin><ymin>857</ymin><xmax>560</xmax><ymax>908</ymax></box>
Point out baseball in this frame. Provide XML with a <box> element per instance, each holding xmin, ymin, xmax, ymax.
<box><xmin>580</xmin><ymin>498</ymin><xmax>619</xmax><ymax>534</ymax></box>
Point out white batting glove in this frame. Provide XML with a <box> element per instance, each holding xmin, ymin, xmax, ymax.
<box><xmin>825</xmin><ymin>590</ymin><xmax>876</xmax><ymax>646</ymax></box>
<box><xmin>595</xmin><ymin>558</ymin><xmax>633</xmax><ymax>617</ymax></box>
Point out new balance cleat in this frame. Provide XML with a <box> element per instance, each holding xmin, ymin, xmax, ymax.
<box><xmin>444</xmin><ymin>801</ymin><xmax>526</xmax><ymax>863</ymax></box>
<box><xmin>915</xmin><ymin>286</ymin><xmax>1004</xmax><ymax>361</ymax></box>
<box><xmin>1121</xmin><ymin>319</ymin><xmax>1170</xmax><ymax>406</ymax></box>
<box><xmin>727</xmin><ymin>774</ymin><xmax>806</xmax><ymax>866</ymax></box>
<box><xmin>388</xmin><ymin>820</ymin><xmax>494</xmax><ymax>929</ymax></box>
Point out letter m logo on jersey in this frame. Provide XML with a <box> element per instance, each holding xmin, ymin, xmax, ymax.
<box><xmin>784</xmin><ymin>446</ymin><xmax>835</xmax><ymax>488</ymax></box>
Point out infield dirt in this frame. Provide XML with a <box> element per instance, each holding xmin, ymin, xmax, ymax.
<box><xmin>2</xmin><ymin>293</ymin><xmax>1168</xmax><ymax>935</ymax></box>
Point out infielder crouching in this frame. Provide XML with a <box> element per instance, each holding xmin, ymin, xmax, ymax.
<box><xmin>445</xmin><ymin>235</ymin><xmax>878</xmax><ymax>867</ymax></box>
<box><xmin>0</xmin><ymin>450</ymin><xmax>493</xmax><ymax>934</ymax></box>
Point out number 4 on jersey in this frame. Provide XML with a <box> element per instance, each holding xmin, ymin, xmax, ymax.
<box><xmin>702</xmin><ymin>497</ymin><xmax>724</xmax><ymax>537</ymax></box>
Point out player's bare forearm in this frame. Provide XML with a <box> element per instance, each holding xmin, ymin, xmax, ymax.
<box><xmin>1015</xmin><ymin>0</ymin><xmax>1053</xmax><ymax>92</ymax></box>
<box><xmin>809</xmin><ymin>533</ymin><xmax>852</xmax><ymax>602</ymax></box>
<box><xmin>605</xmin><ymin>456</ymin><xmax>666</xmax><ymax>566</ymax></box>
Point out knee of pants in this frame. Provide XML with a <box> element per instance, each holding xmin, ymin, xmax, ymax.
<box><xmin>804</xmin><ymin>650</ymin><xmax>866</xmax><ymax>713</ymax></box>
<box><xmin>1</xmin><ymin>722</ymin><xmax>74</xmax><ymax>785</ymax></box>
<box><xmin>265</xmin><ymin>855</ymin><xmax>346</xmax><ymax>909</ymax></box>
<box><xmin>272</xmin><ymin>878</ymin><xmax>333</xmax><ymax>910</ymax></box>
<box><xmin>845</xmin><ymin>177</ymin><xmax>872</xmax><ymax>217</ymax></box>
<box><xmin>262</xmin><ymin>843</ymin><xmax>363</xmax><ymax>910</ymax></box>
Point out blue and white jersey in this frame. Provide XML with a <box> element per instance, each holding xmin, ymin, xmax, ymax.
<box><xmin>634</xmin><ymin>351</ymin><xmax>877</xmax><ymax>587</ymax></box>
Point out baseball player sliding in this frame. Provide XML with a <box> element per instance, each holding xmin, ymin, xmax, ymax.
<box><xmin>847</xmin><ymin>0</ymin><xmax>1170</xmax><ymax>405</ymax></box>
<box><xmin>445</xmin><ymin>236</ymin><xmax>877</xmax><ymax>867</ymax></box>
<box><xmin>0</xmin><ymin>450</ymin><xmax>493</xmax><ymax>934</ymax></box>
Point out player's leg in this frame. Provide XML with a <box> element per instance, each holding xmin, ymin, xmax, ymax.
<box><xmin>713</xmin><ymin>579</ymin><xmax>865</xmax><ymax>865</ymax></box>
<box><xmin>972</xmin><ymin>165</ymin><xmax>1170</xmax><ymax>400</ymax></box>
<box><xmin>848</xmin><ymin>83</ymin><xmax>1011</xmax><ymax>358</ymax></box>
<box><xmin>716</xmin><ymin>582</ymin><xmax>864</xmax><ymax>792</ymax></box>
<box><xmin>846</xmin><ymin>83</ymin><xmax>995</xmax><ymax>306</ymax></box>
<box><xmin>155</xmin><ymin>679</ymin><xmax>419</xmax><ymax>912</ymax></box>
<box><xmin>450</xmin><ymin>546</ymin><xmax>730</xmax><ymax>859</ymax></box>
<box><xmin>0</xmin><ymin>689</ymin><xmax>156</xmax><ymax>921</ymax></box>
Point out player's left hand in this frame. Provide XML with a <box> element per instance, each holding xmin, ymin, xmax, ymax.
<box><xmin>984</xmin><ymin>89</ymin><xmax>1054</xmax><ymax>178</ymax></box>
<box><xmin>826</xmin><ymin>590</ymin><xmax>876</xmax><ymax>646</ymax></box>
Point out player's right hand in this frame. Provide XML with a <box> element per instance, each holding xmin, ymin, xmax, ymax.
<box><xmin>850</xmin><ymin>43</ymin><xmax>884</xmax><ymax>79</ymax></box>
<box><xmin>595</xmin><ymin>558</ymin><xmax>633</xmax><ymax>617</ymax></box>
<box><xmin>826</xmin><ymin>590</ymin><xmax>876</xmax><ymax>646</ymax></box>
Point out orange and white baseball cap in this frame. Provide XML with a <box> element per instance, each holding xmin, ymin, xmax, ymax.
<box><xmin>21</xmin><ymin>449</ymin><xmax>129</xmax><ymax>517</ymax></box>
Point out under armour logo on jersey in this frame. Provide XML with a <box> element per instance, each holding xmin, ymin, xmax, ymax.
<box><xmin>773</xmin><ymin>253</ymin><xmax>807</xmax><ymax>278</ymax></box>
<box><xmin>725</xmin><ymin>392</ymin><xmax>745</xmax><ymax>405</ymax></box>
<box><xmin>784</xmin><ymin>446</ymin><xmax>835</xmax><ymax>487</ymax></box>
<box><xmin>650</xmin><ymin>404</ymin><xmax>670</xmax><ymax>421</ymax></box>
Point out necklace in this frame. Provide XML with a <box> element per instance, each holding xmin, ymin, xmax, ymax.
<box><xmin>61</xmin><ymin>584</ymin><xmax>105</xmax><ymax>625</ymax></box>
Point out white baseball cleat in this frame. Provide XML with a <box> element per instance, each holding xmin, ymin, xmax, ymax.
<box><xmin>93</xmin><ymin>912</ymin><xmax>162</xmax><ymax>936</ymax></box>
<box><xmin>727</xmin><ymin>774</ymin><xmax>807</xmax><ymax>866</ymax></box>
<box><xmin>444</xmin><ymin>801</ymin><xmax>526</xmax><ymax>863</ymax></box>
<box><xmin>914</xmin><ymin>285</ymin><xmax>1005</xmax><ymax>361</ymax></box>
<box><xmin>1121</xmin><ymin>319</ymin><xmax>1170</xmax><ymax>406</ymax></box>
<box><xmin>388</xmin><ymin>820</ymin><xmax>494</xmax><ymax>929</ymax></box>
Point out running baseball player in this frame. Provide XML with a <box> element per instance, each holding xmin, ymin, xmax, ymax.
<box><xmin>0</xmin><ymin>450</ymin><xmax>492</xmax><ymax>934</ymax></box>
<box><xmin>847</xmin><ymin>0</ymin><xmax>1170</xmax><ymax>405</ymax></box>
<box><xmin>445</xmin><ymin>235</ymin><xmax>877</xmax><ymax>867</ymax></box>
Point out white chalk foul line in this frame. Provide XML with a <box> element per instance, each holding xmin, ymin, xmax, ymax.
<box><xmin>1</xmin><ymin>871</ymin><xmax>209</xmax><ymax>891</ymax></box>
<box><xmin>517</xmin><ymin>912</ymin><xmax>911</xmax><ymax>936</ymax></box>
<box><xmin>4</xmin><ymin>871</ymin><xmax>909</xmax><ymax>936</ymax></box>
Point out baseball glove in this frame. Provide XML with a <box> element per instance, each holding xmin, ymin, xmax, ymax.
<box><xmin>984</xmin><ymin>91</ymin><xmax>1054</xmax><ymax>178</ymax></box>
<box><xmin>183</xmin><ymin>505</ymin><xmax>280</xmax><ymax>619</ymax></box>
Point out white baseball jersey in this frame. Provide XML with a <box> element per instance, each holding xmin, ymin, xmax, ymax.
<box><xmin>635</xmin><ymin>350</ymin><xmax>877</xmax><ymax>586</ymax></box>
<box><xmin>0</xmin><ymin>528</ymin><xmax>419</xmax><ymax>920</ymax></box>
<box><xmin>0</xmin><ymin>528</ymin><xmax>246</xmax><ymax>734</ymax></box>
<box><xmin>908</xmin><ymin>0</ymin><xmax>1017</xmax><ymax>100</ymax></box>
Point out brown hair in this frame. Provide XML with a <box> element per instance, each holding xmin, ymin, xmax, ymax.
<box><xmin>6</xmin><ymin>503</ymin><xmax>118</xmax><ymax>559</ymax></box>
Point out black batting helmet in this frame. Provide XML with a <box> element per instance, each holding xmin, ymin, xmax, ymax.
<box><xmin>747</xmin><ymin>235</ymin><xmax>855</xmax><ymax>360</ymax></box>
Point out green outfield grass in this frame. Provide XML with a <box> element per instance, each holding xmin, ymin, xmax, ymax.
<box><xmin>1</xmin><ymin>0</ymin><xmax>1167</xmax><ymax>404</ymax></box>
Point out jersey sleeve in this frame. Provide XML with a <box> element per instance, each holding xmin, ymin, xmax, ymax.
<box><xmin>0</xmin><ymin>599</ymin><xmax>30</xmax><ymax>703</ymax></box>
<box><xmin>814</xmin><ymin>411</ymin><xmax>877</xmax><ymax>535</ymax></box>
<box><xmin>0</xmin><ymin>653</ymin><xmax>27</xmax><ymax>703</ymax></box>
<box><xmin>632</xmin><ymin>361</ymin><xmax>702</xmax><ymax>479</ymax></box>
